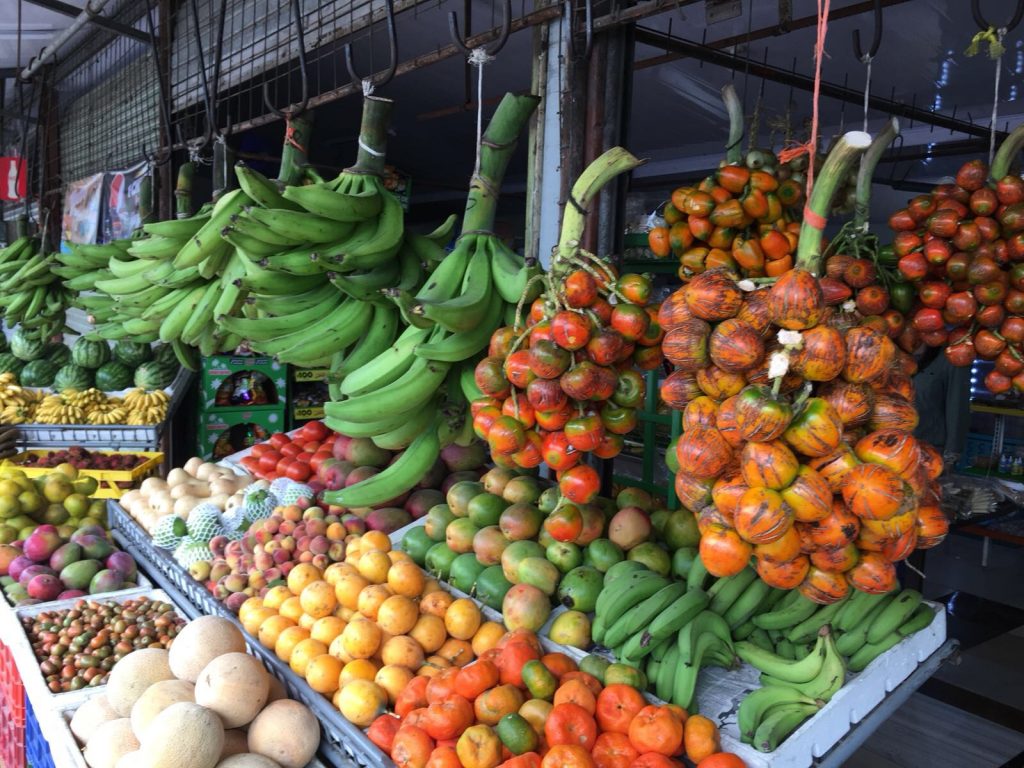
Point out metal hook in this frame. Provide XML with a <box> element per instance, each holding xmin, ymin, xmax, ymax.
<box><xmin>263</xmin><ymin>0</ymin><xmax>310</xmax><ymax>119</ymax></box>
<box><xmin>448</xmin><ymin>0</ymin><xmax>511</xmax><ymax>56</ymax></box>
<box><xmin>852</xmin><ymin>0</ymin><xmax>883</xmax><ymax>60</ymax></box>
<box><xmin>344</xmin><ymin>0</ymin><xmax>398</xmax><ymax>91</ymax></box>
<box><xmin>972</xmin><ymin>0</ymin><xmax>1024</xmax><ymax>31</ymax></box>
<box><xmin>565</xmin><ymin>0</ymin><xmax>593</xmax><ymax>61</ymax></box>
<box><xmin>140</xmin><ymin>0</ymin><xmax>172</xmax><ymax>167</ymax></box>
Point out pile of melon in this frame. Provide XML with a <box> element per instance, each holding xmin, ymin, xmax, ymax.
<box><xmin>69</xmin><ymin>615</ymin><xmax>320</xmax><ymax>768</ymax></box>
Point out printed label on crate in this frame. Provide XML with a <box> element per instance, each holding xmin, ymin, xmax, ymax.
<box><xmin>293</xmin><ymin>368</ymin><xmax>329</xmax><ymax>382</ymax></box>
<box><xmin>293</xmin><ymin>406</ymin><xmax>325</xmax><ymax>420</ymax></box>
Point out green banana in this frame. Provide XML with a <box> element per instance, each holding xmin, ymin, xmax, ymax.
<box><xmin>760</xmin><ymin>627</ymin><xmax>845</xmax><ymax>701</ymax></box>
<box><xmin>330</xmin><ymin>260</ymin><xmax>400</xmax><ymax>301</ymax></box>
<box><xmin>724</xmin><ymin>578</ymin><xmax>774</xmax><ymax>630</ymax></box>
<box><xmin>158</xmin><ymin>284</ymin><xmax>208</xmax><ymax>342</ymax></box>
<box><xmin>337</xmin><ymin>325</ymin><xmax>432</xmax><ymax>398</ymax></box>
<box><xmin>414</xmin><ymin>243</ymin><xmax>494</xmax><ymax>333</ymax></box>
<box><xmin>752</xmin><ymin>702</ymin><xmax>818</xmax><ymax>752</ymax></box>
<box><xmin>142</xmin><ymin>215</ymin><xmax>210</xmax><ymax>238</ymax></box>
<box><xmin>736</xmin><ymin>628</ymin><xmax>831</xmax><ymax>683</ymax></box>
<box><xmin>686</xmin><ymin>554</ymin><xmax>712</xmax><ymax>592</ymax></box>
<box><xmin>282</xmin><ymin>178</ymin><xmax>383</xmax><ymax>222</ymax></box>
<box><xmin>217</xmin><ymin>290</ymin><xmax>342</xmax><ymax>340</ymax></box>
<box><xmin>325</xmin><ymin>356</ymin><xmax>450</xmax><ymax>424</ymax></box>
<box><xmin>593</xmin><ymin>572</ymin><xmax>670</xmax><ymax>631</ymax></box>
<box><xmin>337</xmin><ymin>191</ymin><xmax>404</xmax><ymax>269</ymax></box>
<box><xmin>848</xmin><ymin>631</ymin><xmax>903</xmax><ymax>673</ymax></box>
<box><xmin>371</xmin><ymin>401</ymin><xmax>439</xmax><ymax>451</ymax></box>
<box><xmin>897</xmin><ymin>604</ymin><xmax>936</xmax><ymax>637</ymax></box>
<box><xmin>749</xmin><ymin>628</ymin><xmax>774</xmax><ymax>652</ymax></box>
<box><xmin>603</xmin><ymin>581</ymin><xmax>688</xmax><ymax>650</ymax></box>
<box><xmin>835</xmin><ymin>588</ymin><xmax>889</xmax><ymax>632</ymax></box>
<box><xmin>655</xmin><ymin>643</ymin><xmax>681</xmax><ymax>702</ymax></box>
<box><xmin>230</xmin><ymin>211</ymin><xmax>304</xmax><ymax>247</ymax></box>
<box><xmin>641</xmin><ymin>587</ymin><xmax>711</xmax><ymax>646</ymax></box>
<box><xmin>322</xmin><ymin>419</ymin><xmax>441</xmax><ymax>508</ymax></box>
<box><xmin>490</xmin><ymin>239</ymin><xmax>543</xmax><ymax>305</ymax></box>
<box><xmin>221</xmin><ymin>226</ymin><xmax>283</xmax><ymax>257</ymax></box>
<box><xmin>234</xmin><ymin>163</ymin><xmax>303</xmax><ymax>211</ymax></box>
<box><xmin>672</xmin><ymin>612</ymin><xmax>734</xmax><ymax>709</ymax></box>
<box><xmin>126</xmin><ymin>235</ymin><xmax>187</xmax><ymax>259</ymax></box>
<box><xmin>709</xmin><ymin>568</ymin><xmax>758</xmax><ymax>615</ymax></box>
<box><xmin>272</xmin><ymin>301</ymin><xmax>375</xmax><ymax>368</ymax></box>
<box><xmin>244</xmin><ymin>206</ymin><xmax>357</xmax><ymax>245</ymax></box>
<box><xmin>738</xmin><ymin>685</ymin><xmax>820</xmax><ymax>743</ymax></box>
<box><xmin>413</xmin><ymin>293</ymin><xmax>504</xmax><ymax>362</ymax></box>
<box><xmin>331</xmin><ymin>303</ymin><xmax>400</xmax><ymax>380</ymax></box>
<box><xmin>237</xmin><ymin>259</ymin><xmax>325</xmax><ymax>295</ymax></box>
<box><xmin>787</xmin><ymin>595</ymin><xmax>850</xmax><ymax>644</ymax></box>
<box><xmin>174</xmin><ymin>189</ymin><xmax>251</xmax><ymax>268</ymax></box>
<box><xmin>866</xmin><ymin>589</ymin><xmax>922</xmax><ymax>644</ymax></box>
<box><xmin>834</xmin><ymin>595</ymin><xmax>894</xmax><ymax>657</ymax></box>
<box><xmin>753</xmin><ymin>592</ymin><xmax>820</xmax><ymax>630</ymax></box>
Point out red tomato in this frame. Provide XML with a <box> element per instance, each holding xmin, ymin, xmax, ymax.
<box><xmin>301</xmin><ymin>421</ymin><xmax>329</xmax><ymax>441</ymax></box>
<box><xmin>250</xmin><ymin>443</ymin><xmax>271</xmax><ymax>458</ymax></box>
<box><xmin>269</xmin><ymin>433</ymin><xmax>290</xmax><ymax>450</ymax></box>
<box><xmin>310</xmin><ymin>450</ymin><xmax>333</xmax><ymax>474</ymax></box>
<box><xmin>286</xmin><ymin>462</ymin><xmax>311</xmax><ymax>482</ymax></box>
<box><xmin>303</xmin><ymin>441</ymin><xmax>321</xmax><ymax>453</ymax></box>
<box><xmin>258</xmin><ymin>451</ymin><xmax>282</xmax><ymax>474</ymax></box>
<box><xmin>294</xmin><ymin>451</ymin><xmax>313</xmax><ymax>466</ymax></box>
<box><xmin>240</xmin><ymin>456</ymin><xmax>261</xmax><ymax>474</ymax></box>
<box><xmin>280</xmin><ymin>442</ymin><xmax>303</xmax><ymax>458</ymax></box>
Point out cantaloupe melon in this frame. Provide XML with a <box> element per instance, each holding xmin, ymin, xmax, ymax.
<box><xmin>139</xmin><ymin>702</ymin><xmax>224</xmax><ymax>768</ymax></box>
<box><xmin>216</xmin><ymin>755</ymin><xmax>281</xmax><ymax>768</ymax></box>
<box><xmin>70</xmin><ymin>694</ymin><xmax>119</xmax><ymax>745</ymax></box>
<box><xmin>106</xmin><ymin>648</ymin><xmax>175</xmax><ymax>716</ymax></box>
<box><xmin>247</xmin><ymin>700</ymin><xmax>319</xmax><ymax>768</ymax></box>
<box><xmin>220</xmin><ymin>730</ymin><xmax>251</xmax><ymax>760</ymax></box>
<box><xmin>168</xmin><ymin>616</ymin><xmax>247</xmax><ymax>683</ymax></box>
<box><xmin>194</xmin><ymin>652</ymin><xmax>269</xmax><ymax>728</ymax></box>
<box><xmin>82</xmin><ymin>719</ymin><xmax>139</xmax><ymax>768</ymax></box>
<box><xmin>265</xmin><ymin>673</ymin><xmax>287</xmax><ymax>703</ymax></box>
<box><xmin>130</xmin><ymin>678</ymin><xmax>195</xmax><ymax>738</ymax></box>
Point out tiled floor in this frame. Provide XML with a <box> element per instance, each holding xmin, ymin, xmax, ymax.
<box><xmin>843</xmin><ymin>530</ymin><xmax>1024</xmax><ymax>767</ymax></box>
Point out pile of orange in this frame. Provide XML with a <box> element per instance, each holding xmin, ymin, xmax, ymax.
<box><xmin>238</xmin><ymin>530</ymin><xmax>501</xmax><ymax>724</ymax></box>
<box><xmin>366</xmin><ymin>628</ymin><xmax>747</xmax><ymax>768</ymax></box>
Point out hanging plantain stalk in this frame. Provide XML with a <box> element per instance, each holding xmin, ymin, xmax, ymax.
<box><xmin>175</xmin><ymin>162</ymin><xmax>194</xmax><ymax>219</ymax></box>
<box><xmin>854</xmin><ymin>117</ymin><xmax>899</xmax><ymax>232</ymax></box>
<box><xmin>347</xmin><ymin>96</ymin><xmax>392</xmax><ymax>177</ymax></box>
<box><xmin>795</xmin><ymin>131</ymin><xmax>872</xmax><ymax>273</ymax></box>
<box><xmin>277</xmin><ymin>115</ymin><xmax>313</xmax><ymax>186</ymax></box>
<box><xmin>722</xmin><ymin>84</ymin><xmax>745</xmax><ymax>166</ymax></box>
<box><xmin>990</xmin><ymin>122</ymin><xmax>1024</xmax><ymax>181</ymax></box>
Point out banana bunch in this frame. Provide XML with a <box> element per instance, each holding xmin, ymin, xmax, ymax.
<box><xmin>0</xmin><ymin>236</ymin><xmax>75</xmax><ymax>341</ymax></box>
<box><xmin>0</xmin><ymin>387</ymin><xmax>168</xmax><ymax>426</ymax></box>
<box><xmin>123</xmin><ymin>388</ymin><xmax>170</xmax><ymax>425</ymax></box>
<box><xmin>34</xmin><ymin>394</ymin><xmax>88</xmax><ymax>425</ymax></box>
<box><xmin>0</xmin><ymin>382</ymin><xmax>43</xmax><ymax>420</ymax></box>
<box><xmin>87</xmin><ymin>405</ymin><xmax>129</xmax><ymax>425</ymax></box>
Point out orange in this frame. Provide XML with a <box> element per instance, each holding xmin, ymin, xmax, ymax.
<box><xmin>238</xmin><ymin>596</ymin><xmax>264</xmax><ymax>626</ymax></box>
<box><xmin>471</xmin><ymin>622</ymin><xmax>505</xmax><ymax>657</ymax></box>
<box><xmin>381</xmin><ymin>635</ymin><xmax>426</xmax><ymax>669</ymax></box>
<box><xmin>696</xmin><ymin>755</ymin><xmax>747</xmax><ymax>768</ymax></box>
<box><xmin>629</xmin><ymin>705</ymin><xmax>683</xmax><ymax>757</ymax></box>
<box><xmin>341</xmin><ymin>618</ymin><xmax>382</xmax><ymax>660</ymax></box>
<box><xmin>242</xmin><ymin>606</ymin><xmax>277</xmax><ymax>636</ymax></box>
<box><xmin>361</xmin><ymin>530</ymin><xmax>392</xmax><ymax>552</ymax></box>
<box><xmin>290</xmin><ymin>637</ymin><xmax>328</xmax><ymax>676</ymax></box>
<box><xmin>357</xmin><ymin>583</ymin><xmax>393</xmax><ymax>621</ymax></box>
<box><xmin>324</xmin><ymin>561</ymin><xmax>356</xmax><ymax>586</ymax></box>
<box><xmin>340</xmin><ymin>658</ymin><xmax>380</xmax><ymax>687</ymax></box>
<box><xmin>358</xmin><ymin>549</ymin><xmax>392</xmax><ymax>583</ymax></box>
<box><xmin>421</xmin><ymin>590</ymin><xmax>455</xmax><ymax>617</ymax></box>
<box><xmin>438</xmin><ymin>638</ymin><xmax>474</xmax><ymax>667</ymax></box>
<box><xmin>375</xmin><ymin>664</ymin><xmax>415</xmax><ymax>705</ymax></box>
<box><xmin>337</xmin><ymin>679</ymin><xmax>387</xmax><ymax>727</ymax></box>
<box><xmin>257</xmin><ymin>614</ymin><xmax>295</xmax><ymax>651</ymax></box>
<box><xmin>519</xmin><ymin>698</ymin><xmax>553</xmax><ymax>739</ymax></box>
<box><xmin>298</xmin><ymin>613</ymin><xmax>317</xmax><ymax>630</ymax></box>
<box><xmin>554</xmin><ymin>679</ymin><xmax>597</xmax><ymax>715</ymax></box>
<box><xmin>310</xmin><ymin>616</ymin><xmax>347</xmax><ymax>646</ymax></box>
<box><xmin>287</xmin><ymin>562</ymin><xmax>323</xmax><ymax>594</ymax></box>
<box><xmin>334</xmin><ymin>572</ymin><xmax>370</xmax><ymax>611</ymax></box>
<box><xmin>683</xmin><ymin>714</ymin><xmax>720</xmax><ymax>764</ymax></box>
<box><xmin>275</xmin><ymin>626</ymin><xmax>310</xmax><ymax>663</ymax></box>
<box><xmin>377</xmin><ymin>595</ymin><xmax>420</xmax><ymax>635</ymax></box>
<box><xmin>263</xmin><ymin>584</ymin><xmax>293</xmax><ymax>610</ymax></box>
<box><xmin>456</xmin><ymin>723</ymin><xmax>502</xmax><ymax>768</ymax></box>
<box><xmin>541</xmin><ymin>745</ymin><xmax>595</xmax><ymax>768</ymax></box>
<box><xmin>392</xmin><ymin>725</ymin><xmax>437</xmax><ymax>768</ymax></box>
<box><xmin>300</xmin><ymin>580</ymin><xmax>337</xmax><ymax>619</ymax></box>
<box><xmin>388</xmin><ymin>550</ymin><xmax>413</xmax><ymax>565</ymax></box>
<box><xmin>474</xmin><ymin>684</ymin><xmax>525</xmax><ymax>726</ymax></box>
<box><xmin>388</xmin><ymin>560</ymin><xmax>427</xmax><ymax>597</ymax></box>
<box><xmin>328</xmin><ymin>634</ymin><xmax>353</xmax><ymax>664</ymax></box>
<box><xmin>410</xmin><ymin>614</ymin><xmax>448</xmax><ymax>654</ymax></box>
<box><xmin>422</xmin><ymin>578</ymin><xmax>444</xmax><ymax>594</ymax></box>
<box><xmin>306</xmin><ymin>653</ymin><xmax>343</xmax><ymax>694</ymax></box>
<box><xmin>444</xmin><ymin>598</ymin><xmax>482</xmax><ymax>640</ymax></box>
<box><xmin>279</xmin><ymin>596</ymin><xmax>304</xmax><ymax>623</ymax></box>
<box><xmin>420</xmin><ymin>656</ymin><xmax>452</xmax><ymax>678</ymax></box>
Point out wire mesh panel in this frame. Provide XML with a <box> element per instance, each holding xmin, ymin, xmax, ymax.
<box><xmin>53</xmin><ymin>5</ymin><xmax>160</xmax><ymax>193</ymax></box>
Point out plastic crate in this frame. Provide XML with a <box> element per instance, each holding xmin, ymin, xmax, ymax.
<box><xmin>0</xmin><ymin>691</ymin><xmax>26</xmax><ymax>768</ymax></box>
<box><xmin>1</xmin><ymin>450</ymin><xmax>164</xmax><ymax>498</ymax></box>
<box><xmin>25</xmin><ymin>696</ymin><xmax>55</xmax><ymax>768</ymax></box>
<box><xmin>0</xmin><ymin>636</ymin><xmax>25</xmax><ymax>729</ymax></box>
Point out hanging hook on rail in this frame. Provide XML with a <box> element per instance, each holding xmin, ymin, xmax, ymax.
<box><xmin>972</xmin><ymin>0</ymin><xmax>1024</xmax><ymax>32</ymax></box>
<box><xmin>565</xmin><ymin>0</ymin><xmax>593</xmax><ymax>61</ymax></box>
<box><xmin>344</xmin><ymin>0</ymin><xmax>398</xmax><ymax>93</ymax></box>
<box><xmin>139</xmin><ymin>0</ymin><xmax>172</xmax><ymax>167</ymax></box>
<box><xmin>263</xmin><ymin>0</ymin><xmax>310</xmax><ymax>119</ymax></box>
<box><xmin>852</xmin><ymin>0</ymin><xmax>882</xmax><ymax>60</ymax></box>
<box><xmin>449</xmin><ymin>0</ymin><xmax>512</xmax><ymax>57</ymax></box>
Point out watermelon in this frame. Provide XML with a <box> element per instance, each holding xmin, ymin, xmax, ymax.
<box><xmin>44</xmin><ymin>344</ymin><xmax>72</xmax><ymax>368</ymax></box>
<box><xmin>112</xmin><ymin>341</ymin><xmax>152</xmax><ymax>367</ymax></box>
<box><xmin>94</xmin><ymin>361</ymin><xmax>133</xmax><ymax>391</ymax></box>
<box><xmin>0</xmin><ymin>334</ymin><xmax>8</xmax><ymax>354</ymax></box>
<box><xmin>10</xmin><ymin>329</ymin><xmax>47</xmax><ymax>361</ymax></box>
<box><xmin>0</xmin><ymin>353</ymin><xmax>25</xmax><ymax>377</ymax></box>
<box><xmin>71</xmin><ymin>338</ymin><xmax>111</xmax><ymax>369</ymax></box>
<box><xmin>53</xmin><ymin>364</ymin><xmax>94</xmax><ymax>392</ymax></box>
<box><xmin>20</xmin><ymin>359</ymin><xmax>59</xmax><ymax>388</ymax></box>
<box><xmin>134</xmin><ymin>361</ymin><xmax>176</xmax><ymax>390</ymax></box>
<box><xmin>153</xmin><ymin>344</ymin><xmax>177</xmax><ymax>368</ymax></box>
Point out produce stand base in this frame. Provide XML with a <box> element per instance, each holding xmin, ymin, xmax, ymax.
<box><xmin>1</xmin><ymin>690</ymin><xmax>26</xmax><ymax>768</ymax></box>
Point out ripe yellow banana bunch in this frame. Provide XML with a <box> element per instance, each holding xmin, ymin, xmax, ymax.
<box><xmin>0</xmin><ymin>384</ymin><xmax>41</xmax><ymax>409</ymax></box>
<box><xmin>34</xmin><ymin>395</ymin><xmax>87</xmax><ymax>425</ymax></box>
<box><xmin>87</xmin><ymin>407</ymin><xmax>129</xmax><ymax>425</ymax></box>
<box><xmin>124</xmin><ymin>388</ymin><xmax>169</xmax><ymax>410</ymax></box>
<box><xmin>64</xmin><ymin>388</ymin><xmax>108</xmax><ymax>408</ymax></box>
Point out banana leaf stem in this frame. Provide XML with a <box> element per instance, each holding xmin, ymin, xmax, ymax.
<box><xmin>723</xmin><ymin>84</ymin><xmax>745</xmax><ymax>166</ymax></box>
<box><xmin>347</xmin><ymin>96</ymin><xmax>393</xmax><ymax>177</ymax></box>
<box><xmin>854</xmin><ymin>117</ymin><xmax>899</xmax><ymax>231</ymax></box>
<box><xmin>991</xmin><ymin>122</ymin><xmax>1024</xmax><ymax>181</ymax></box>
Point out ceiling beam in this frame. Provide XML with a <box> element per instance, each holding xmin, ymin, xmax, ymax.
<box><xmin>633</xmin><ymin>0</ymin><xmax>914</xmax><ymax>71</ymax></box>
<box><xmin>633</xmin><ymin>27</ymin><xmax>993</xmax><ymax>139</ymax></box>
<box><xmin>22</xmin><ymin>0</ymin><xmax>147</xmax><ymax>44</ymax></box>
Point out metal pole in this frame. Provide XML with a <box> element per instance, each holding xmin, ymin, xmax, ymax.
<box><xmin>22</xmin><ymin>0</ymin><xmax>147</xmax><ymax>42</ymax></box>
<box><xmin>20</xmin><ymin>0</ymin><xmax>117</xmax><ymax>81</ymax></box>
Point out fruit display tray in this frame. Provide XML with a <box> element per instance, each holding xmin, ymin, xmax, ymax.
<box><xmin>388</xmin><ymin>521</ymin><xmax>951</xmax><ymax>768</ymax></box>
<box><xmin>0</xmin><ymin>568</ymin><xmax>153</xmax><ymax>611</ymax></box>
<box><xmin>2</xmin><ymin>450</ymin><xmax>164</xmax><ymax>498</ymax></box>
<box><xmin>14</xmin><ymin>369</ymin><xmax>192</xmax><ymax>451</ymax></box>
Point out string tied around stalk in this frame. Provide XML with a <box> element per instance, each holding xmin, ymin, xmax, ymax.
<box><xmin>467</xmin><ymin>47</ymin><xmax>496</xmax><ymax>178</ymax></box>
<box><xmin>965</xmin><ymin>26</ymin><xmax>1007</xmax><ymax>165</ymax></box>
<box><xmin>777</xmin><ymin>0</ymin><xmax>831</xmax><ymax>200</ymax></box>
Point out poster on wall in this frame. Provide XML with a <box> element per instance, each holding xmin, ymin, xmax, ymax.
<box><xmin>61</xmin><ymin>172</ymin><xmax>104</xmax><ymax>245</ymax></box>
<box><xmin>0</xmin><ymin>157</ymin><xmax>27</xmax><ymax>201</ymax></box>
<box><xmin>102</xmin><ymin>162</ymin><xmax>148</xmax><ymax>242</ymax></box>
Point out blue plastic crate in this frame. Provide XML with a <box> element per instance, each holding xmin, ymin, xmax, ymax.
<box><xmin>24</xmin><ymin>695</ymin><xmax>55</xmax><ymax>768</ymax></box>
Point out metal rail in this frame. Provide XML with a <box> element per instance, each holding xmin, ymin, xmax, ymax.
<box><xmin>23</xmin><ymin>0</ymin><xmax>147</xmax><ymax>42</ymax></box>
<box><xmin>20</xmin><ymin>0</ymin><xmax>117</xmax><ymax>81</ymax></box>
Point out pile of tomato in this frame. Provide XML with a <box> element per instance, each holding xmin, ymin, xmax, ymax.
<box><xmin>366</xmin><ymin>627</ymin><xmax>745</xmax><ymax>768</ymax></box>
<box><xmin>238</xmin><ymin>420</ymin><xmax>337</xmax><ymax>482</ymax></box>
<box><xmin>471</xmin><ymin>269</ymin><xmax>664</xmax><ymax>505</ymax></box>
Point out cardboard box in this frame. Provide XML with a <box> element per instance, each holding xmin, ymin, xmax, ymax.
<box><xmin>196</xmin><ymin>405</ymin><xmax>286</xmax><ymax>460</ymax></box>
<box><xmin>200</xmin><ymin>355</ymin><xmax>286</xmax><ymax>408</ymax></box>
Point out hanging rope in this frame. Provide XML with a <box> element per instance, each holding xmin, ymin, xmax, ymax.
<box><xmin>861</xmin><ymin>55</ymin><xmax>872</xmax><ymax>132</ymax></box>
<box><xmin>966</xmin><ymin>26</ymin><xmax>1006</xmax><ymax>165</ymax></box>
<box><xmin>469</xmin><ymin>47</ymin><xmax>494</xmax><ymax>177</ymax></box>
<box><xmin>778</xmin><ymin>0</ymin><xmax>831</xmax><ymax>199</ymax></box>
